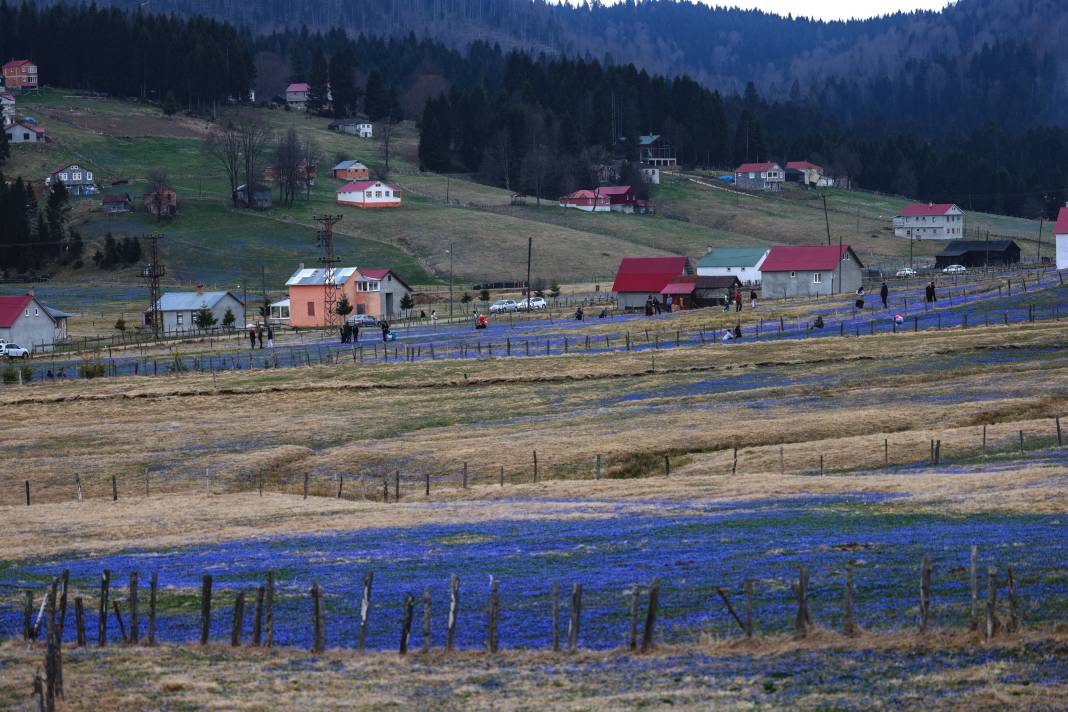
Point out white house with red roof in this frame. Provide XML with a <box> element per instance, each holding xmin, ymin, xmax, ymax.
<box><xmin>1055</xmin><ymin>205</ymin><xmax>1068</xmax><ymax>271</ymax></box>
<box><xmin>610</xmin><ymin>256</ymin><xmax>693</xmax><ymax>309</ymax></box>
<box><xmin>759</xmin><ymin>245</ymin><xmax>864</xmax><ymax>298</ymax></box>
<box><xmin>2</xmin><ymin>59</ymin><xmax>38</xmax><ymax>92</ymax></box>
<box><xmin>735</xmin><ymin>162</ymin><xmax>784</xmax><ymax>192</ymax></box>
<box><xmin>559</xmin><ymin>189</ymin><xmax>610</xmax><ymax>212</ymax></box>
<box><xmin>4</xmin><ymin>120</ymin><xmax>46</xmax><ymax>144</ymax></box>
<box><xmin>336</xmin><ymin>180</ymin><xmax>402</xmax><ymax>208</ymax></box>
<box><xmin>0</xmin><ymin>293</ymin><xmax>69</xmax><ymax>352</ymax></box>
<box><xmin>893</xmin><ymin>203</ymin><xmax>965</xmax><ymax>240</ymax></box>
<box><xmin>285</xmin><ymin>82</ymin><xmax>310</xmax><ymax>110</ymax></box>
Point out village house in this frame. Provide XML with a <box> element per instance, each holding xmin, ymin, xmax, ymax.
<box><xmin>611</xmin><ymin>256</ymin><xmax>693</xmax><ymax>310</ymax></box>
<box><xmin>735</xmin><ymin>162</ymin><xmax>784</xmax><ymax>192</ymax></box>
<box><xmin>332</xmin><ymin>160</ymin><xmax>369</xmax><ymax>181</ymax></box>
<box><xmin>2</xmin><ymin>59</ymin><xmax>38</xmax><ymax>92</ymax></box>
<box><xmin>233</xmin><ymin>184</ymin><xmax>273</xmax><ymax>210</ymax></box>
<box><xmin>697</xmin><ymin>247</ymin><xmax>770</xmax><ymax>286</ymax></box>
<box><xmin>599</xmin><ymin>186</ymin><xmax>639</xmax><ymax>213</ymax></box>
<box><xmin>640</xmin><ymin>163</ymin><xmax>661</xmax><ymax>185</ymax></box>
<box><xmin>784</xmin><ymin>161</ymin><xmax>828</xmax><ymax>187</ymax></box>
<box><xmin>893</xmin><ymin>203</ymin><xmax>965</xmax><ymax>240</ymax></box>
<box><xmin>263</xmin><ymin>159</ymin><xmax>317</xmax><ymax>186</ymax></box>
<box><xmin>328</xmin><ymin>118</ymin><xmax>373</xmax><ymax>138</ymax></box>
<box><xmin>45</xmin><ymin>163</ymin><xmax>96</xmax><ymax>196</ymax></box>
<box><xmin>148</xmin><ymin>289</ymin><xmax>245</xmax><ymax>334</ymax></box>
<box><xmin>143</xmin><ymin>185</ymin><xmax>177</xmax><ymax>217</ymax></box>
<box><xmin>559</xmin><ymin>189</ymin><xmax>610</xmax><ymax>212</ymax></box>
<box><xmin>102</xmin><ymin>193</ymin><xmax>132</xmax><ymax>214</ymax></box>
<box><xmin>1056</xmin><ymin>206</ymin><xmax>1068</xmax><ymax>271</ymax></box>
<box><xmin>759</xmin><ymin>245</ymin><xmax>864</xmax><ymax>298</ymax></box>
<box><xmin>336</xmin><ymin>180</ymin><xmax>401</xmax><ymax>208</ymax></box>
<box><xmin>0</xmin><ymin>292</ymin><xmax>70</xmax><ymax>352</ymax></box>
<box><xmin>285</xmin><ymin>265</ymin><xmax>412</xmax><ymax>327</ymax></box>
<box><xmin>4</xmin><ymin>120</ymin><xmax>46</xmax><ymax>144</ymax></box>
<box><xmin>660</xmin><ymin>275</ymin><xmax>743</xmax><ymax>310</ymax></box>
<box><xmin>268</xmin><ymin>298</ymin><xmax>291</xmax><ymax>324</ymax></box>
<box><xmin>934</xmin><ymin>239</ymin><xmax>1020</xmax><ymax>268</ymax></box>
<box><xmin>639</xmin><ymin>135</ymin><xmax>677</xmax><ymax>170</ymax></box>
<box><xmin>285</xmin><ymin>82</ymin><xmax>310</xmax><ymax>110</ymax></box>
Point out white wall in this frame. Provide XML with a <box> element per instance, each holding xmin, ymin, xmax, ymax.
<box><xmin>1057</xmin><ymin>234</ymin><xmax>1068</xmax><ymax>271</ymax></box>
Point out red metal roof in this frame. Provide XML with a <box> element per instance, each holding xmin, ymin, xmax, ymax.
<box><xmin>3</xmin><ymin>59</ymin><xmax>34</xmax><ymax>71</ymax></box>
<box><xmin>785</xmin><ymin>161</ymin><xmax>821</xmax><ymax>171</ymax></box>
<box><xmin>1055</xmin><ymin>207</ymin><xmax>1068</xmax><ymax>235</ymax></box>
<box><xmin>611</xmin><ymin>257</ymin><xmax>689</xmax><ymax>293</ymax></box>
<box><xmin>0</xmin><ymin>294</ymin><xmax>32</xmax><ymax>328</ymax></box>
<box><xmin>899</xmin><ymin>203</ymin><xmax>957</xmax><ymax>217</ymax></box>
<box><xmin>360</xmin><ymin>268</ymin><xmax>411</xmax><ymax>290</ymax></box>
<box><xmin>760</xmin><ymin>245</ymin><xmax>854</xmax><ymax>272</ymax></box>
<box><xmin>736</xmin><ymin>162</ymin><xmax>779</xmax><ymax>173</ymax></box>
<box><xmin>596</xmin><ymin>186</ymin><xmax>634</xmax><ymax>195</ymax></box>
<box><xmin>286</xmin><ymin>82</ymin><xmax>310</xmax><ymax>93</ymax></box>
<box><xmin>661</xmin><ymin>275</ymin><xmax>698</xmax><ymax>296</ymax></box>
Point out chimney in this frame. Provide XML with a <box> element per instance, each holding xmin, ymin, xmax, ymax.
<box><xmin>26</xmin><ymin>286</ymin><xmax>34</xmax><ymax>297</ymax></box>
<box><xmin>196</xmin><ymin>283</ymin><xmax>204</xmax><ymax>296</ymax></box>
<box><xmin>299</xmin><ymin>262</ymin><xmax>305</xmax><ymax>270</ymax></box>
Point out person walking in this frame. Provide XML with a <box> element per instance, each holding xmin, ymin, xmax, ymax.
<box><xmin>257</xmin><ymin>324</ymin><xmax>264</xmax><ymax>349</ymax></box>
<box><xmin>930</xmin><ymin>281</ymin><xmax>937</xmax><ymax>302</ymax></box>
<box><xmin>352</xmin><ymin>323</ymin><xmax>359</xmax><ymax>342</ymax></box>
<box><xmin>644</xmin><ymin>296</ymin><xmax>654</xmax><ymax>316</ymax></box>
<box><xmin>380</xmin><ymin>320</ymin><xmax>390</xmax><ymax>342</ymax></box>
<box><xmin>248</xmin><ymin>324</ymin><xmax>257</xmax><ymax>349</ymax></box>
<box><xmin>749</xmin><ymin>290</ymin><xmax>758</xmax><ymax>309</ymax></box>
<box><xmin>880</xmin><ymin>282</ymin><xmax>889</xmax><ymax>309</ymax></box>
<box><xmin>735</xmin><ymin>288</ymin><xmax>742</xmax><ymax>312</ymax></box>
<box><xmin>267</xmin><ymin>324</ymin><xmax>274</xmax><ymax>348</ymax></box>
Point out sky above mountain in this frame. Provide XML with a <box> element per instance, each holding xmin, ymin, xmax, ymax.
<box><xmin>703</xmin><ymin>0</ymin><xmax>954</xmax><ymax>21</ymax></box>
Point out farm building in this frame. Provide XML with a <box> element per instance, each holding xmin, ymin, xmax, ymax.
<box><xmin>4</xmin><ymin>120</ymin><xmax>45</xmax><ymax>144</ymax></box>
<box><xmin>46</xmin><ymin>163</ymin><xmax>96</xmax><ymax>196</ymax></box>
<box><xmin>336</xmin><ymin>180</ymin><xmax>401</xmax><ymax>208</ymax></box>
<box><xmin>735</xmin><ymin>162</ymin><xmax>784</xmax><ymax>192</ymax></box>
<box><xmin>934</xmin><ymin>240</ymin><xmax>1020</xmax><ymax>268</ymax></box>
<box><xmin>1056</xmin><ymin>207</ymin><xmax>1068</xmax><ymax>271</ymax></box>
<box><xmin>697</xmin><ymin>247</ymin><xmax>770</xmax><ymax>286</ymax></box>
<box><xmin>893</xmin><ymin>203</ymin><xmax>965</xmax><ymax>240</ymax></box>
<box><xmin>0</xmin><ymin>293</ymin><xmax>69</xmax><ymax>352</ymax></box>
<box><xmin>143</xmin><ymin>185</ymin><xmax>177</xmax><ymax>217</ymax></box>
<box><xmin>332</xmin><ymin>160</ymin><xmax>369</xmax><ymax>181</ymax></box>
<box><xmin>148</xmin><ymin>290</ymin><xmax>245</xmax><ymax>334</ymax></box>
<box><xmin>329</xmin><ymin>118</ymin><xmax>373</xmax><ymax>138</ymax></box>
<box><xmin>784</xmin><ymin>161</ymin><xmax>830</xmax><ymax>187</ymax></box>
<box><xmin>760</xmin><ymin>245</ymin><xmax>864</xmax><ymax>298</ymax></box>
<box><xmin>102</xmin><ymin>193</ymin><xmax>132</xmax><ymax>213</ymax></box>
<box><xmin>639</xmin><ymin>135</ymin><xmax>677</xmax><ymax>170</ymax></box>
<box><xmin>285</xmin><ymin>265</ymin><xmax>411</xmax><ymax>327</ymax></box>
<box><xmin>598</xmin><ymin>186</ymin><xmax>641</xmax><ymax>213</ymax></box>
<box><xmin>233</xmin><ymin>184</ymin><xmax>272</xmax><ymax>210</ymax></box>
<box><xmin>559</xmin><ymin>189</ymin><xmax>609</xmax><ymax>212</ymax></box>
<box><xmin>660</xmin><ymin>275</ymin><xmax>743</xmax><ymax>310</ymax></box>
<box><xmin>2</xmin><ymin>59</ymin><xmax>38</xmax><ymax>91</ymax></box>
<box><xmin>611</xmin><ymin>256</ymin><xmax>693</xmax><ymax>310</ymax></box>
<box><xmin>285</xmin><ymin>82</ymin><xmax>310</xmax><ymax>110</ymax></box>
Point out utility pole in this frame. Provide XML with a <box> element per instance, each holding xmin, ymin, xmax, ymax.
<box><xmin>910</xmin><ymin>234</ymin><xmax>915</xmax><ymax>271</ymax></box>
<box><xmin>821</xmin><ymin>194</ymin><xmax>832</xmax><ymax>246</ymax></box>
<box><xmin>447</xmin><ymin>242</ymin><xmax>454</xmax><ymax>320</ymax></box>
<box><xmin>1037</xmin><ymin>217</ymin><xmax>1043</xmax><ymax>264</ymax></box>
<box><xmin>314</xmin><ymin>214</ymin><xmax>343</xmax><ymax>330</ymax></box>
<box><xmin>141</xmin><ymin>233</ymin><xmax>165</xmax><ymax>338</ymax></box>
<box><xmin>260</xmin><ymin>265</ymin><xmax>267</xmax><ymax>321</ymax></box>
<box><xmin>526</xmin><ymin>237</ymin><xmax>533</xmax><ymax>312</ymax></box>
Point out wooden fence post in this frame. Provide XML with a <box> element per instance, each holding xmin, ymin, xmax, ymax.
<box><xmin>76</xmin><ymin>474</ymin><xmax>82</xmax><ymax>502</ymax></box>
<box><xmin>487</xmin><ymin>577</ymin><xmax>499</xmax><ymax>654</ymax></box>
<box><xmin>533</xmin><ymin>450</ymin><xmax>538</xmax><ymax>482</ymax></box>
<box><xmin>628</xmin><ymin>585</ymin><xmax>640</xmax><ymax>651</ymax></box>
<box><xmin>446</xmin><ymin>574</ymin><xmax>459</xmax><ymax>652</ymax></box>
<box><xmin>595</xmin><ymin>455</ymin><xmax>602</xmax><ymax>481</ymax></box>
<box><xmin>252</xmin><ymin>585</ymin><xmax>264</xmax><ymax>646</ymax></box>
<box><xmin>744</xmin><ymin>580</ymin><xmax>754</xmax><ymax>638</ymax></box>
<box><xmin>567</xmin><ymin>583</ymin><xmax>582</xmax><ymax>652</ymax></box>
<box><xmin>970</xmin><ymin>546</ymin><xmax>978</xmax><ymax>631</ymax></box>
<box><xmin>663</xmin><ymin>454</ymin><xmax>670</xmax><ymax>477</ymax></box>
<box><xmin>358</xmin><ymin>570</ymin><xmax>373</xmax><ymax>652</ymax></box>
<box><xmin>986</xmin><ymin>567</ymin><xmax>998</xmax><ymax>639</ymax></box>
<box><xmin>425</xmin><ymin>472</ymin><xmax>430</xmax><ymax>497</ymax></box>
<box><xmin>919</xmin><ymin>556</ymin><xmax>932</xmax><ymax>633</ymax></box>
<box><xmin>399</xmin><ymin>593</ymin><xmax>414</xmax><ymax>655</ymax></box>
<box><xmin>128</xmin><ymin>571</ymin><xmax>138</xmax><ymax>644</ymax></box>
<box><xmin>982</xmin><ymin>425</ymin><xmax>987</xmax><ymax>450</ymax></box>
<box><xmin>231</xmin><ymin>592</ymin><xmax>245</xmax><ymax>647</ymax></box>
<box><xmin>311</xmin><ymin>581</ymin><xmax>324</xmax><ymax>652</ymax></box>
<box><xmin>640</xmin><ymin>578</ymin><xmax>660</xmax><ymax>653</ymax></box>
<box><xmin>199</xmin><ymin>575</ymin><xmax>212</xmax><ymax>645</ymax></box>
<box><xmin>303</xmin><ymin>472</ymin><xmax>309</xmax><ymax>499</ymax></box>
<box><xmin>422</xmin><ymin>587</ymin><xmax>432</xmax><ymax>652</ymax></box>
<box><xmin>74</xmin><ymin>598</ymin><xmax>85</xmax><ymax>647</ymax></box>
<box><xmin>25</xmin><ymin>480</ymin><xmax>30</xmax><ymax>506</ymax></box>
<box><xmin>394</xmin><ymin>470</ymin><xmax>400</xmax><ymax>502</ymax></box>
<box><xmin>794</xmin><ymin>566</ymin><xmax>810</xmax><ymax>638</ymax></box>
<box><xmin>1057</xmin><ymin>416</ymin><xmax>1064</xmax><ymax>447</ymax></box>
<box><xmin>111</xmin><ymin>475</ymin><xmax>117</xmax><ymax>502</ymax></box>
<box><xmin>551</xmin><ymin>580</ymin><xmax>560</xmax><ymax>652</ymax></box>
<box><xmin>884</xmin><ymin>439</ymin><xmax>889</xmax><ymax>466</ymax></box>
<box><xmin>1007</xmin><ymin>566</ymin><xmax>1020</xmax><ymax>633</ymax></box>
<box><xmin>462</xmin><ymin>463</ymin><xmax>468</xmax><ymax>489</ymax></box>
<box><xmin>265</xmin><ymin>571</ymin><xmax>275</xmax><ymax>648</ymax></box>
<box><xmin>843</xmin><ymin>566</ymin><xmax>857</xmax><ymax>636</ymax></box>
<box><xmin>1019</xmin><ymin>430</ymin><xmax>1025</xmax><ymax>454</ymax></box>
<box><xmin>732</xmin><ymin>447</ymin><xmax>738</xmax><ymax>475</ymax></box>
<box><xmin>499</xmin><ymin>466</ymin><xmax>504</xmax><ymax>487</ymax></box>
<box><xmin>98</xmin><ymin>570</ymin><xmax>110</xmax><ymax>647</ymax></box>
<box><xmin>112</xmin><ymin>601</ymin><xmax>128</xmax><ymax>644</ymax></box>
<box><xmin>780</xmin><ymin>446</ymin><xmax>785</xmax><ymax>476</ymax></box>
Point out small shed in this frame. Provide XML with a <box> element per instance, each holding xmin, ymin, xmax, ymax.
<box><xmin>102</xmin><ymin>193</ymin><xmax>132</xmax><ymax>214</ymax></box>
<box><xmin>149</xmin><ymin>290</ymin><xmax>245</xmax><ymax>333</ymax></box>
<box><xmin>934</xmin><ymin>240</ymin><xmax>1020</xmax><ymax>268</ymax></box>
<box><xmin>234</xmin><ymin>184</ymin><xmax>272</xmax><ymax>210</ymax></box>
<box><xmin>660</xmin><ymin>275</ymin><xmax>743</xmax><ymax>310</ymax></box>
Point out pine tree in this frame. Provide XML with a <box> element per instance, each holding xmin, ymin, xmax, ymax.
<box><xmin>335</xmin><ymin>295</ymin><xmax>353</xmax><ymax>317</ymax></box>
<box><xmin>418</xmin><ymin>96</ymin><xmax>452</xmax><ymax>171</ymax></box>
<box><xmin>193</xmin><ymin>306</ymin><xmax>217</xmax><ymax>330</ymax></box>
<box><xmin>364</xmin><ymin>69</ymin><xmax>390</xmax><ymax>121</ymax></box>
<box><xmin>307</xmin><ymin>48</ymin><xmax>329</xmax><ymax>114</ymax></box>
<box><xmin>328</xmin><ymin>49</ymin><xmax>359</xmax><ymax>118</ymax></box>
<box><xmin>162</xmin><ymin>91</ymin><xmax>177</xmax><ymax>116</ymax></box>
<box><xmin>289</xmin><ymin>49</ymin><xmax>306</xmax><ymax>84</ymax></box>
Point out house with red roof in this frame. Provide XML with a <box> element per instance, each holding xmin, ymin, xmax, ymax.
<box><xmin>598</xmin><ymin>185</ymin><xmax>638</xmax><ymax>213</ymax></box>
<box><xmin>735</xmin><ymin>162</ymin><xmax>784</xmax><ymax>192</ymax></box>
<box><xmin>284</xmin><ymin>264</ymin><xmax>412</xmax><ymax>326</ymax></box>
<box><xmin>4</xmin><ymin>120</ymin><xmax>46</xmax><ymax>144</ymax></box>
<box><xmin>2</xmin><ymin>59</ymin><xmax>38</xmax><ymax>92</ymax></box>
<box><xmin>559</xmin><ymin>189</ymin><xmax>609</xmax><ymax>212</ymax></box>
<box><xmin>893</xmin><ymin>203</ymin><xmax>965</xmax><ymax>240</ymax></box>
<box><xmin>286</xmin><ymin>82</ymin><xmax>311</xmax><ymax>110</ymax></box>
<box><xmin>336</xmin><ymin>180</ymin><xmax>402</xmax><ymax>208</ymax></box>
<box><xmin>759</xmin><ymin>245</ymin><xmax>864</xmax><ymax>298</ymax></box>
<box><xmin>610</xmin><ymin>256</ymin><xmax>693</xmax><ymax>310</ymax></box>
<box><xmin>1054</xmin><ymin>205</ymin><xmax>1068</xmax><ymax>271</ymax></box>
<box><xmin>0</xmin><ymin>292</ymin><xmax>70</xmax><ymax>352</ymax></box>
<box><xmin>784</xmin><ymin>161</ymin><xmax>828</xmax><ymax>187</ymax></box>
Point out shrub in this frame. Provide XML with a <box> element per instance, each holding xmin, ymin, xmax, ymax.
<box><xmin>79</xmin><ymin>361</ymin><xmax>107</xmax><ymax>379</ymax></box>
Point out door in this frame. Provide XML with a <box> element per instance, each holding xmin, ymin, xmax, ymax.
<box><xmin>385</xmin><ymin>293</ymin><xmax>394</xmax><ymax>317</ymax></box>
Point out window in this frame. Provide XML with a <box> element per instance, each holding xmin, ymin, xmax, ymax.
<box><xmin>22</xmin><ymin>133</ymin><xmax>29</xmax><ymax>141</ymax></box>
<box><xmin>60</xmin><ymin>173</ymin><xmax>68</xmax><ymax>181</ymax></box>
<box><xmin>176</xmin><ymin>313</ymin><xmax>184</xmax><ymax>325</ymax></box>
<box><xmin>86</xmin><ymin>172</ymin><xmax>93</xmax><ymax>180</ymax></box>
<box><xmin>375</xmin><ymin>191</ymin><xmax>382</xmax><ymax>197</ymax></box>
<box><xmin>72</xmin><ymin>173</ymin><xmax>82</xmax><ymax>181</ymax></box>
<box><xmin>33</xmin><ymin>308</ymin><xmax>38</xmax><ymax>316</ymax></box>
<box><xmin>307</xmin><ymin>301</ymin><xmax>316</xmax><ymax>317</ymax></box>
<box><xmin>790</xmin><ymin>271</ymin><xmax>796</xmax><ymax>278</ymax></box>
<box><xmin>813</xmin><ymin>273</ymin><xmax>823</xmax><ymax>284</ymax></box>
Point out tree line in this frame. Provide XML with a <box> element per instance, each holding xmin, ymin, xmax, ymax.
<box><xmin>0</xmin><ymin>177</ymin><xmax>83</xmax><ymax>276</ymax></box>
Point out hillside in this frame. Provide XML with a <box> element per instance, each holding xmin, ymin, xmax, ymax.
<box><xmin>2</xmin><ymin>90</ymin><xmax>1044</xmax><ymax>301</ymax></box>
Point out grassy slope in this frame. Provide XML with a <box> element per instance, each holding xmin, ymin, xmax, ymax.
<box><xmin>4</xmin><ymin>89</ymin><xmax>1047</xmax><ymax>294</ymax></box>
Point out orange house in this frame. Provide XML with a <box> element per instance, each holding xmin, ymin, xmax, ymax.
<box><xmin>332</xmin><ymin>160</ymin><xmax>369</xmax><ymax>181</ymax></box>
<box><xmin>2</xmin><ymin>59</ymin><xmax>38</xmax><ymax>91</ymax></box>
<box><xmin>285</xmin><ymin>265</ymin><xmax>412</xmax><ymax>327</ymax></box>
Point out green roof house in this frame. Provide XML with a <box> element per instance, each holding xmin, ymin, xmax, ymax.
<box><xmin>696</xmin><ymin>247</ymin><xmax>770</xmax><ymax>286</ymax></box>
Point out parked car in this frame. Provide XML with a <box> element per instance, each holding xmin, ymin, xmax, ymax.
<box><xmin>1</xmin><ymin>343</ymin><xmax>30</xmax><ymax>359</ymax></box>
<box><xmin>489</xmin><ymin>299</ymin><xmax>518</xmax><ymax>314</ymax></box>
<box><xmin>516</xmin><ymin>297</ymin><xmax>547</xmax><ymax>311</ymax></box>
<box><xmin>942</xmin><ymin>264</ymin><xmax>967</xmax><ymax>274</ymax></box>
<box><xmin>346</xmin><ymin>314</ymin><xmax>380</xmax><ymax>327</ymax></box>
<box><xmin>895</xmin><ymin>268</ymin><xmax>918</xmax><ymax>278</ymax></box>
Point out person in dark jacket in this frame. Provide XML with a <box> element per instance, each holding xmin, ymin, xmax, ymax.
<box><xmin>880</xmin><ymin>282</ymin><xmax>889</xmax><ymax>309</ymax></box>
<box><xmin>380</xmin><ymin>320</ymin><xmax>390</xmax><ymax>342</ymax></box>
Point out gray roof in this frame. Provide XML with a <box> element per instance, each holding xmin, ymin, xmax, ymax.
<box><xmin>44</xmin><ymin>305</ymin><xmax>73</xmax><ymax>319</ymax></box>
<box><xmin>332</xmin><ymin>160</ymin><xmax>367</xmax><ymax>171</ymax></box>
<box><xmin>155</xmin><ymin>291</ymin><xmax>238</xmax><ymax>312</ymax></box>
<box><xmin>639</xmin><ymin>134</ymin><xmax>660</xmax><ymax>145</ymax></box>
<box><xmin>698</xmin><ymin>247</ymin><xmax>769</xmax><ymax>269</ymax></box>
<box><xmin>285</xmin><ymin>267</ymin><xmax>359</xmax><ymax>286</ymax></box>
<box><xmin>937</xmin><ymin>240</ymin><xmax>1018</xmax><ymax>256</ymax></box>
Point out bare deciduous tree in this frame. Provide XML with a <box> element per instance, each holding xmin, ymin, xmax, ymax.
<box><xmin>234</xmin><ymin>111</ymin><xmax>273</xmax><ymax>208</ymax></box>
<box><xmin>204</xmin><ymin>119</ymin><xmax>243</xmax><ymax>207</ymax></box>
<box><xmin>302</xmin><ymin>132</ymin><xmax>322</xmax><ymax>201</ymax></box>
<box><xmin>275</xmin><ymin>128</ymin><xmax>303</xmax><ymax>207</ymax></box>
<box><xmin>380</xmin><ymin>114</ymin><xmax>394</xmax><ymax>180</ymax></box>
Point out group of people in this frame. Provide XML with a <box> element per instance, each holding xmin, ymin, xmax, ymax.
<box><xmin>248</xmin><ymin>323</ymin><xmax>273</xmax><ymax>349</ymax></box>
<box><xmin>644</xmin><ymin>295</ymin><xmax>664</xmax><ymax>316</ymax></box>
<box><xmin>339</xmin><ymin>322</ymin><xmax>360</xmax><ymax>343</ymax></box>
<box><xmin>722</xmin><ymin>289</ymin><xmax>758</xmax><ymax>312</ymax></box>
<box><xmin>924</xmin><ymin>281</ymin><xmax>939</xmax><ymax>303</ymax></box>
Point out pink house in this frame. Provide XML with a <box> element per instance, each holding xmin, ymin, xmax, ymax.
<box><xmin>285</xmin><ymin>265</ymin><xmax>412</xmax><ymax>326</ymax></box>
